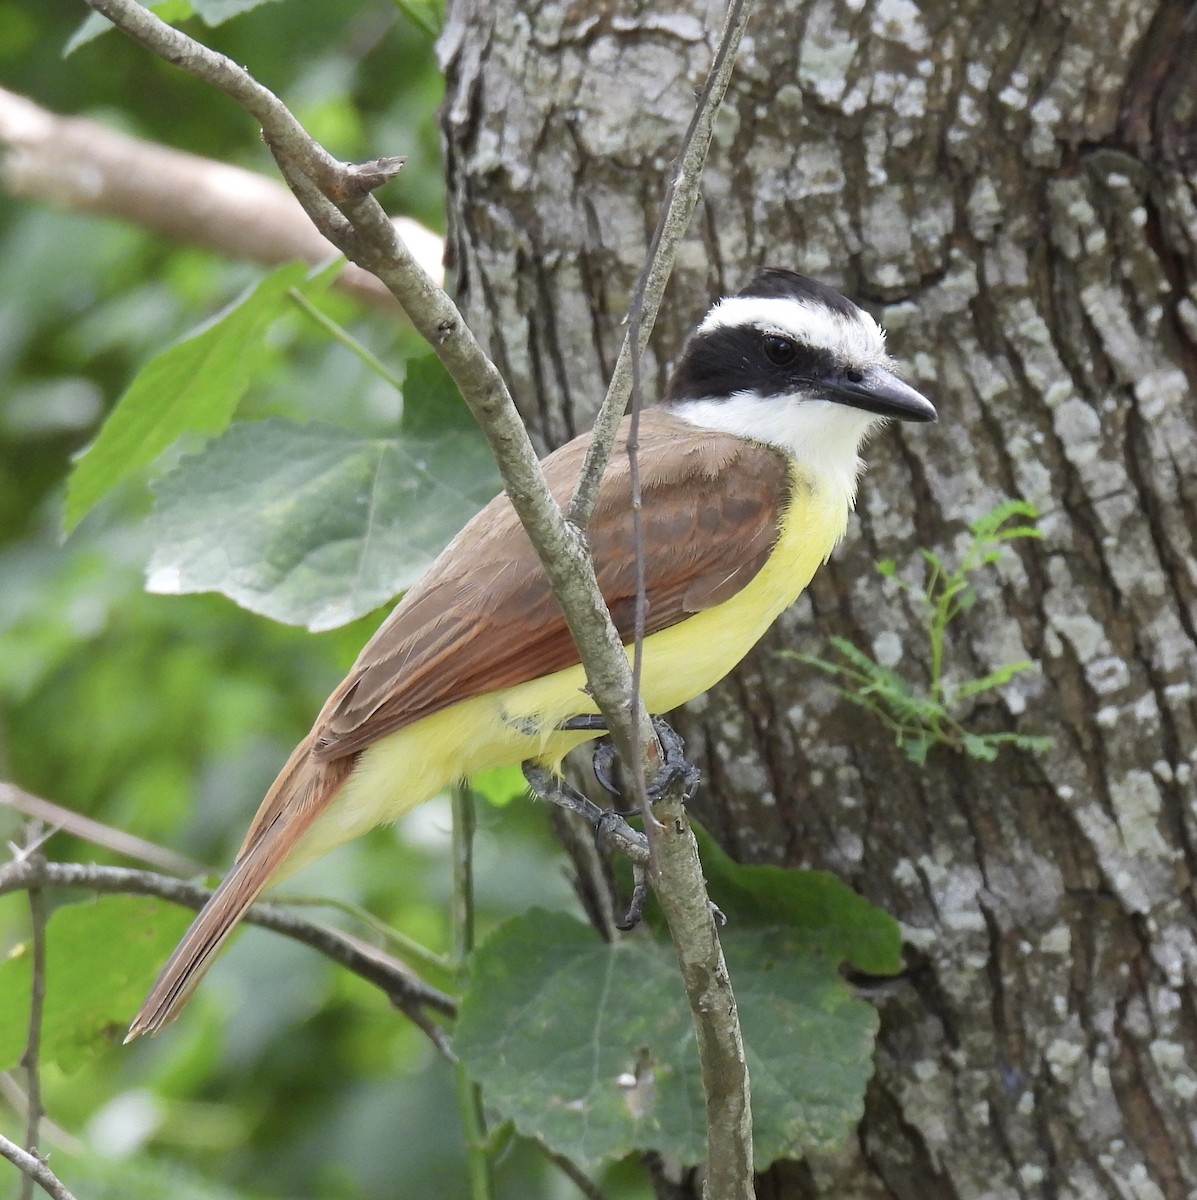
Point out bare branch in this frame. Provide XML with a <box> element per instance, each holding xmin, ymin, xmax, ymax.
<box><xmin>0</xmin><ymin>782</ymin><xmax>206</xmax><ymax>877</ymax></box>
<box><xmin>567</xmin><ymin>3</ymin><xmax>761</xmax><ymax>1187</ymax></box>
<box><xmin>0</xmin><ymin>86</ymin><xmax>442</xmax><ymax>310</ymax></box>
<box><xmin>18</xmin><ymin>829</ymin><xmax>47</xmax><ymax>1200</ymax></box>
<box><xmin>652</xmin><ymin>788</ymin><xmax>753</xmax><ymax>1199</ymax></box>
<box><xmin>0</xmin><ymin>858</ymin><xmax>456</xmax><ymax>1025</ymax></box>
<box><xmin>0</xmin><ymin>1133</ymin><xmax>77</xmax><ymax>1200</ymax></box>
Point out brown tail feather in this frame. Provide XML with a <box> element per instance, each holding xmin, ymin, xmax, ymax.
<box><xmin>126</xmin><ymin>740</ymin><xmax>349</xmax><ymax>1040</ymax></box>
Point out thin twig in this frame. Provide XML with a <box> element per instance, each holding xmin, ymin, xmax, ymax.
<box><xmin>0</xmin><ymin>858</ymin><xmax>455</xmax><ymax>1024</ymax></box>
<box><xmin>566</xmin><ymin>0</ymin><xmax>759</xmax><ymax>529</ymax></box>
<box><xmin>0</xmin><ymin>782</ymin><xmax>206</xmax><ymax>877</ymax></box>
<box><xmin>267</xmin><ymin>892</ymin><xmax>453</xmax><ymax>980</ymax></box>
<box><xmin>451</xmin><ymin>783</ymin><xmax>493</xmax><ymax>1200</ymax></box>
<box><xmin>586</xmin><ymin>3</ymin><xmax>761</xmax><ymax>1191</ymax></box>
<box><xmin>0</xmin><ymin>1133</ymin><xmax>77</xmax><ymax>1200</ymax></box>
<box><xmin>570</xmin><ymin>0</ymin><xmax>760</xmax><ymax>820</ymax></box>
<box><xmin>287</xmin><ymin>287</ymin><xmax>405</xmax><ymax>391</ymax></box>
<box><xmin>624</xmin><ymin>294</ymin><xmax>653</xmax><ymax>831</ymax></box>
<box><xmin>18</xmin><ymin>828</ymin><xmax>47</xmax><ymax>1200</ymax></box>
<box><xmin>540</xmin><ymin>1142</ymin><xmax>610</xmax><ymax>1200</ymax></box>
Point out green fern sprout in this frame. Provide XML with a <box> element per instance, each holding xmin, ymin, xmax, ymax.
<box><xmin>789</xmin><ymin>499</ymin><xmax>1054</xmax><ymax>764</ymax></box>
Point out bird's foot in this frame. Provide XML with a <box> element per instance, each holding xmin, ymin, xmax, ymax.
<box><xmin>558</xmin><ymin>715</ymin><xmax>700</xmax><ymax>808</ymax></box>
<box><xmin>521</xmin><ymin>761</ymin><xmax>650</xmax><ymax>929</ymax></box>
<box><xmin>531</xmin><ymin>716</ymin><xmax>701</xmax><ymax>931</ymax></box>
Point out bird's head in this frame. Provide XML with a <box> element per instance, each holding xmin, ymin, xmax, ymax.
<box><xmin>664</xmin><ymin>269</ymin><xmax>936</xmax><ymax>494</ymax></box>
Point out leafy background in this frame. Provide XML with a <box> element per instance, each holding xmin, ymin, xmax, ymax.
<box><xmin>0</xmin><ymin>3</ymin><xmax>591</xmax><ymax>1197</ymax></box>
<box><xmin>0</xmin><ymin>3</ymin><xmax>900</xmax><ymax>1197</ymax></box>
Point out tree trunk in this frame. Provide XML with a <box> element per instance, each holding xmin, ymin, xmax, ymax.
<box><xmin>440</xmin><ymin>2</ymin><xmax>1197</xmax><ymax>1196</ymax></box>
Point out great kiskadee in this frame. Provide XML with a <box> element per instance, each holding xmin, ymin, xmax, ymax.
<box><xmin>127</xmin><ymin>268</ymin><xmax>936</xmax><ymax>1038</ymax></box>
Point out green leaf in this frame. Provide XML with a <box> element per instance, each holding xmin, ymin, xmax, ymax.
<box><xmin>400</xmin><ymin>354</ymin><xmax>478</xmax><ymax>436</ymax></box>
<box><xmin>64</xmin><ymin>262</ymin><xmax>311</xmax><ymax>532</ymax></box>
<box><xmin>0</xmin><ymin>896</ymin><xmax>193</xmax><ymax>1071</ymax></box>
<box><xmin>826</xmin><ymin>636</ymin><xmax>893</xmax><ymax>683</ymax></box>
<box><xmin>693</xmin><ymin>826</ymin><xmax>902</xmax><ymax>976</ymax></box>
<box><xmin>874</xmin><ymin>557</ymin><xmax>896</xmax><ymax>578</ymax></box>
<box><xmin>64</xmin><ymin>2</ymin><xmax>195</xmax><ymax>55</ymax></box>
<box><xmin>733</xmin><ymin>928</ymin><xmax>881</xmax><ymax>1161</ymax></box>
<box><xmin>787</xmin><ymin>651</ymin><xmax>852</xmax><ymax>679</ymax></box>
<box><xmin>901</xmin><ymin>732</ymin><xmax>934</xmax><ymax>764</ymax></box>
<box><xmin>191</xmin><ymin>0</ymin><xmax>282</xmax><ymax>23</ymax></box>
<box><xmin>960</xmin><ymin>732</ymin><xmax>1000</xmax><ymax>761</ymax></box>
<box><xmin>992</xmin><ymin>524</ymin><xmax>1043</xmax><ymax>543</ymax></box>
<box><xmin>1012</xmin><ymin>734</ymin><xmax>1055</xmax><ymax>754</ymax></box>
<box><xmin>969</xmin><ymin>497</ymin><xmax>1038</xmax><ymax>540</ymax></box>
<box><xmin>458</xmin><ymin>866</ymin><xmax>897</xmax><ymax>1170</ymax></box>
<box><xmin>952</xmin><ymin>660</ymin><xmax>1033</xmax><ymax>700</ymax></box>
<box><xmin>146</xmin><ymin>414</ymin><xmax>500</xmax><ymax>631</ymax></box>
<box><xmin>455</xmin><ymin>911</ymin><xmax>699</xmax><ymax>1170</ymax></box>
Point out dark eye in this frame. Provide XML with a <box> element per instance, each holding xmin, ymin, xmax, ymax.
<box><xmin>845</xmin><ymin>368</ymin><xmax>864</xmax><ymax>384</ymax></box>
<box><xmin>762</xmin><ymin>334</ymin><xmax>797</xmax><ymax>366</ymax></box>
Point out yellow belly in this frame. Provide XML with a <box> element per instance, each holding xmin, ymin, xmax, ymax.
<box><xmin>297</xmin><ymin>467</ymin><xmax>848</xmax><ymax>868</ymax></box>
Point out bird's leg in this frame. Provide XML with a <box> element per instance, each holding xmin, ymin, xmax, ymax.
<box><xmin>520</xmin><ymin>761</ymin><xmax>607</xmax><ymax>826</ymax></box>
<box><xmin>521</xmin><ymin>762</ymin><xmax>650</xmax><ymax>929</ymax></box>
<box><xmin>598</xmin><ymin>812</ymin><xmax>650</xmax><ymax>931</ymax></box>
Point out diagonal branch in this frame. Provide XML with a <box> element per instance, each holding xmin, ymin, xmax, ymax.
<box><xmin>566</xmin><ymin>0</ymin><xmax>758</xmax><ymax>528</ymax></box>
<box><xmin>561</xmin><ymin>3</ymin><xmax>760</xmax><ymax>1189</ymax></box>
<box><xmin>0</xmin><ymin>782</ymin><xmax>206</xmax><ymax>877</ymax></box>
<box><xmin>0</xmin><ymin>1133</ymin><xmax>77</xmax><ymax>1200</ymax></box>
<box><xmin>572</xmin><ymin>0</ymin><xmax>757</xmax><ymax>820</ymax></box>
<box><xmin>0</xmin><ymin>858</ymin><xmax>456</xmax><ymax>1027</ymax></box>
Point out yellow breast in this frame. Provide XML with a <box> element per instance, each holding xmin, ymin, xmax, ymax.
<box><xmin>616</xmin><ymin>465</ymin><xmax>848</xmax><ymax>715</ymax></box>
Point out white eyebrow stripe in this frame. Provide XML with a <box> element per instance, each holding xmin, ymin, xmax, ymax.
<box><xmin>697</xmin><ymin>295</ymin><xmax>889</xmax><ymax>367</ymax></box>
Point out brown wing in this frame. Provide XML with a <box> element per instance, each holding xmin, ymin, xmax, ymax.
<box><xmin>311</xmin><ymin>408</ymin><xmax>790</xmax><ymax>760</ymax></box>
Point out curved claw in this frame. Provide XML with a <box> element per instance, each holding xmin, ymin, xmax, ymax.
<box><xmin>643</xmin><ymin>717</ymin><xmax>701</xmax><ymax>805</ymax></box>
<box><xmin>591</xmin><ymin>740</ymin><xmax>622</xmax><ymax>797</ymax></box>
<box><xmin>615</xmin><ymin>862</ymin><xmax>650</xmax><ymax>931</ymax></box>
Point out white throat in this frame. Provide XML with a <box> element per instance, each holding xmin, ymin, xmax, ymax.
<box><xmin>668</xmin><ymin>395</ymin><xmax>881</xmax><ymax>509</ymax></box>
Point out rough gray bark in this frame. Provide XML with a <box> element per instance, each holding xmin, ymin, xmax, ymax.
<box><xmin>440</xmin><ymin>2</ymin><xmax>1197</xmax><ymax>1198</ymax></box>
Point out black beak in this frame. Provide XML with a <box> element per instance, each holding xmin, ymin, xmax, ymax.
<box><xmin>823</xmin><ymin>366</ymin><xmax>937</xmax><ymax>422</ymax></box>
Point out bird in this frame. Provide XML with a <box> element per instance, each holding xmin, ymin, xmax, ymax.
<box><xmin>126</xmin><ymin>268</ymin><xmax>936</xmax><ymax>1038</ymax></box>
